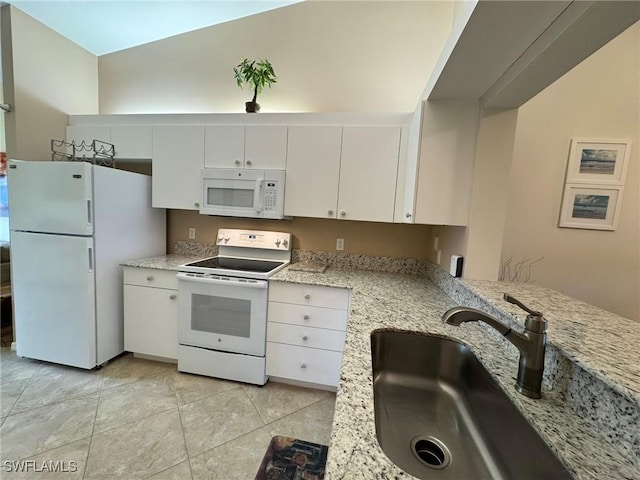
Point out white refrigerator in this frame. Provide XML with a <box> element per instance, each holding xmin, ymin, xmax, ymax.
<box><xmin>7</xmin><ymin>159</ymin><xmax>166</xmax><ymax>369</ymax></box>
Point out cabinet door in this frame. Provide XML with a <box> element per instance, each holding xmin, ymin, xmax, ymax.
<box><xmin>245</xmin><ymin>126</ymin><xmax>288</xmax><ymax>169</ymax></box>
<box><xmin>152</xmin><ymin>126</ymin><xmax>204</xmax><ymax>209</ymax></box>
<box><xmin>204</xmin><ymin>126</ymin><xmax>245</xmax><ymax>168</ymax></box>
<box><xmin>124</xmin><ymin>285</ymin><xmax>178</xmax><ymax>360</ymax></box>
<box><xmin>284</xmin><ymin>126</ymin><xmax>341</xmax><ymax>218</ymax></box>
<box><xmin>338</xmin><ymin>127</ymin><xmax>401</xmax><ymax>222</ymax></box>
<box><xmin>111</xmin><ymin>126</ymin><xmax>153</xmax><ymax>159</ymax></box>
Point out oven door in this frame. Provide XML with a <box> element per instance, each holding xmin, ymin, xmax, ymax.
<box><xmin>177</xmin><ymin>273</ymin><xmax>268</xmax><ymax>356</ymax></box>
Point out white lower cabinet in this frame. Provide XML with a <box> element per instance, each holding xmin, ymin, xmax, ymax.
<box><xmin>266</xmin><ymin>281</ymin><xmax>350</xmax><ymax>388</ymax></box>
<box><xmin>123</xmin><ymin>267</ymin><xmax>178</xmax><ymax>360</ymax></box>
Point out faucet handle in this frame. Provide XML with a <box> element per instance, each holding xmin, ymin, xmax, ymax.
<box><xmin>503</xmin><ymin>294</ymin><xmax>543</xmax><ymax>317</ymax></box>
<box><xmin>504</xmin><ymin>294</ymin><xmax>546</xmax><ymax>333</ymax></box>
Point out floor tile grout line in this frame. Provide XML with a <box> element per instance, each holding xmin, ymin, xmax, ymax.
<box><xmin>1</xmin><ymin>357</ymin><xmax>43</xmax><ymax>418</ymax></box>
<box><xmin>91</xmin><ymin>403</ymin><xmax>180</xmax><ymax>438</ymax></box>
<box><xmin>173</xmin><ymin>374</ymin><xmax>195</xmax><ymax>479</ymax></box>
<box><xmin>10</xmin><ymin>435</ymin><xmax>93</xmax><ymax>464</ymax></box>
<box><xmin>242</xmin><ymin>383</ymin><xmax>269</xmax><ymax>426</ymax></box>
<box><xmin>2</xmin><ymin>389</ymin><xmax>102</xmax><ymax>421</ymax></box>
<box><xmin>82</xmin><ymin>372</ymin><xmax>105</xmax><ymax>480</ymax></box>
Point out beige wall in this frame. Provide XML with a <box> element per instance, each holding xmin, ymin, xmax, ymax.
<box><xmin>168</xmin><ymin>212</ymin><xmax>433</xmax><ymax>259</ymax></box>
<box><xmin>502</xmin><ymin>22</ymin><xmax>640</xmax><ymax>321</ymax></box>
<box><xmin>3</xmin><ymin>6</ymin><xmax>98</xmax><ymax>160</ymax></box>
<box><xmin>98</xmin><ymin>1</ymin><xmax>453</xmax><ymax>114</ymax></box>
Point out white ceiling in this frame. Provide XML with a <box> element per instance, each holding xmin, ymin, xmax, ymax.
<box><xmin>8</xmin><ymin>0</ymin><xmax>303</xmax><ymax>56</ymax></box>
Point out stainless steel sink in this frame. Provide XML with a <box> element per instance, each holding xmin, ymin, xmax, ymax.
<box><xmin>371</xmin><ymin>330</ymin><xmax>573</xmax><ymax>479</ymax></box>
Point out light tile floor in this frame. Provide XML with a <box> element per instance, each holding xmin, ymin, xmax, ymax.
<box><xmin>0</xmin><ymin>348</ymin><xmax>336</xmax><ymax>479</ymax></box>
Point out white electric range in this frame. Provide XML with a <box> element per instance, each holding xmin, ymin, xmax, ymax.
<box><xmin>176</xmin><ymin>228</ymin><xmax>291</xmax><ymax>385</ymax></box>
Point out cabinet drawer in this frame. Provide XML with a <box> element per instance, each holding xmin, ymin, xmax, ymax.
<box><xmin>269</xmin><ymin>282</ymin><xmax>350</xmax><ymax>310</ymax></box>
<box><xmin>123</xmin><ymin>267</ymin><xmax>178</xmax><ymax>290</ymax></box>
<box><xmin>268</xmin><ymin>302</ymin><xmax>347</xmax><ymax>331</ymax></box>
<box><xmin>267</xmin><ymin>322</ymin><xmax>346</xmax><ymax>352</ymax></box>
<box><xmin>266</xmin><ymin>342</ymin><xmax>343</xmax><ymax>387</ymax></box>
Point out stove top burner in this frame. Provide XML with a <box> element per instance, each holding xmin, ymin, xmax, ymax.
<box><xmin>183</xmin><ymin>256</ymin><xmax>285</xmax><ymax>274</ymax></box>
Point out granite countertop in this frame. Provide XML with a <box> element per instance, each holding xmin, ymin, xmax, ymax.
<box><xmin>270</xmin><ymin>266</ymin><xmax>640</xmax><ymax>480</ymax></box>
<box><xmin>121</xmin><ymin>253</ymin><xmax>209</xmax><ymax>270</ymax></box>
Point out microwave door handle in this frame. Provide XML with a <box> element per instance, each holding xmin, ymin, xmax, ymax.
<box><xmin>254</xmin><ymin>179</ymin><xmax>264</xmax><ymax>213</ymax></box>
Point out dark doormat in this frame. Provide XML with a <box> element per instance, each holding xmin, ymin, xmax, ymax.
<box><xmin>254</xmin><ymin>435</ymin><xmax>328</xmax><ymax>480</ymax></box>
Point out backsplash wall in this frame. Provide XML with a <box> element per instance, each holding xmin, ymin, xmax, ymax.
<box><xmin>168</xmin><ymin>210</ymin><xmax>434</xmax><ymax>259</ymax></box>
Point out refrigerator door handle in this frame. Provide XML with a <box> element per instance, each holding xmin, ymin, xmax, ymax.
<box><xmin>87</xmin><ymin>200</ymin><xmax>92</xmax><ymax>226</ymax></box>
<box><xmin>88</xmin><ymin>247</ymin><xmax>93</xmax><ymax>272</ymax></box>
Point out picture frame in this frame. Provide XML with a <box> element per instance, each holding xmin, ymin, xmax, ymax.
<box><xmin>558</xmin><ymin>185</ymin><xmax>623</xmax><ymax>231</ymax></box>
<box><xmin>565</xmin><ymin>138</ymin><xmax>631</xmax><ymax>185</ymax></box>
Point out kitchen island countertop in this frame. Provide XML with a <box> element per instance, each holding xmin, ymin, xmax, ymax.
<box><xmin>270</xmin><ymin>266</ymin><xmax>639</xmax><ymax>480</ymax></box>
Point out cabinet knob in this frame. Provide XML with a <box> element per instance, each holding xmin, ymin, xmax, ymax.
<box><xmin>406</xmin><ymin>212</ymin><xmax>412</xmax><ymax>218</ymax></box>
<box><xmin>340</xmin><ymin>210</ymin><xmax>346</xmax><ymax>217</ymax></box>
<box><xmin>246</xmin><ymin>160</ymin><xmax>253</xmax><ymax>166</ymax></box>
<box><xmin>169</xmin><ymin>294</ymin><xmax>177</xmax><ymax>300</ymax></box>
<box><xmin>304</xmin><ymin>293</ymin><xmax>310</xmax><ymax>299</ymax></box>
<box><xmin>146</xmin><ymin>275</ymin><xmax>154</xmax><ymax>281</ymax></box>
<box><xmin>302</xmin><ymin>335</ymin><xmax>309</xmax><ymax>341</ymax></box>
<box><xmin>300</xmin><ymin>363</ymin><xmax>307</xmax><ymax>369</ymax></box>
<box><xmin>303</xmin><ymin>314</ymin><xmax>310</xmax><ymax>320</ymax></box>
<box><xmin>235</xmin><ymin>160</ymin><xmax>241</xmax><ymax>166</ymax></box>
<box><xmin>328</xmin><ymin>209</ymin><xmax>334</xmax><ymax>216</ymax></box>
<box><xmin>194</xmin><ymin>202</ymin><xmax>200</xmax><ymax>208</ymax></box>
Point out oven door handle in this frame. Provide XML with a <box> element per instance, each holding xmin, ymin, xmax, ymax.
<box><xmin>177</xmin><ymin>272</ymin><xmax>268</xmax><ymax>289</ymax></box>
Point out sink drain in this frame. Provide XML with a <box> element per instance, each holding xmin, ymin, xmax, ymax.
<box><xmin>410</xmin><ymin>436</ymin><xmax>451</xmax><ymax>469</ymax></box>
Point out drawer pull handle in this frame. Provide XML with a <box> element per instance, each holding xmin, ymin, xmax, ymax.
<box><xmin>169</xmin><ymin>294</ymin><xmax>177</xmax><ymax>300</ymax></box>
<box><xmin>303</xmin><ymin>314</ymin><xmax>310</xmax><ymax>320</ymax></box>
<box><xmin>304</xmin><ymin>293</ymin><xmax>310</xmax><ymax>299</ymax></box>
<box><xmin>302</xmin><ymin>335</ymin><xmax>308</xmax><ymax>341</ymax></box>
<box><xmin>146</xmin><ymin>275</ymin><xmax>154</xmax><ymax>281</ymax></box>
<box><xmin>300</xmin><ymin>363</ymin><xmax>307</xmax><ymax>369</ymax></box>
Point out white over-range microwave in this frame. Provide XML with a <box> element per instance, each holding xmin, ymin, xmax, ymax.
<box><xmin>200</xmin><ymin>168</ymin><xmax>286</xmax><ymax>219</ymax></box>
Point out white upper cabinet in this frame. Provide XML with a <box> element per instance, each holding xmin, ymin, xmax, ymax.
<box><xmin>284</xmin><ymin>126</ymin><xmax>342</xmax><ymax>218</ymax></box>
<box><xmin>66</xmin><ymin>125</ymin><xmax>152</xmax><ymax>159</ymax></box>
<box><xmin>337</xmin><ymin>126</ymin><xmax>401</xmax><ymax>222</ymax></box>
<box><xmin>204</xmin><ymin>125</ymin><xmax>287</xmax><ymax>169</ymax></box>
<box><xmin>401</xmin><ymin>100</ymin><xmax>479</xmax><ymax>226</ymax></box>
<box><xmin>204</xmin><ymin>126</ymin><xmax>245</xmax><ymax>168</ymax></box>
<box><xmin>111</xmin><ymin>126</ymin><xmax>153</xmax><ymax>159</ymax></box>
<box><xmin>152</xmin><ymin>125</ymin><xmax>205</xmax><ymax>210</ymax></box>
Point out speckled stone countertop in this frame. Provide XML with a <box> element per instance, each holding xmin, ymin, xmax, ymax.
<box><xmin>121</xmin><ymin>254</ymin><xmax>208</xmax><ymax>270</ymax></box>
<box><xmin>270</xmin><ymin>267</ymin><xmax>640</xmax><ymax>480</ymax></box>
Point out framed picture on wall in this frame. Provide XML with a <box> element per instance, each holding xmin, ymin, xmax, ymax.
<box><xmin>565</xmin><ymin>138</ymin><xmax>631</xmax><ymax>185</ymax></box>
<box><xmin>558</xmin><ymin>185</ymin><xmax>623</xmax><ymax>231</ymax></box>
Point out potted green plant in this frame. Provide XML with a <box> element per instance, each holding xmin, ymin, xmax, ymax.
<box><xmin>233</xmin><ymin>58</ymin><xmax>277</xmax><ymax>113</ymax></box>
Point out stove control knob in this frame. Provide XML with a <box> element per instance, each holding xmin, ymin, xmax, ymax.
<box><xmin>224</xmin><ymin>236</ymin><xmax>230</xmax><ymax>243</ymax></box>
<box><xmin>217</xmin><ymin>235</ymin><xmax>224</xmax><ymax>243</ymax></box>
<box><xmin>275</xmin><ymin>239</ymin><xmax>281</xmax><ymax>247</ymax></box>
<box><xmin>282</xmin><ymin>238</ymin><xmax>289</xmax><ymax>248</ymax></box>
<box><xmin>304</xmin><ymin>293</ymin><xmax>310</xmax><ymax>299</ymax></box>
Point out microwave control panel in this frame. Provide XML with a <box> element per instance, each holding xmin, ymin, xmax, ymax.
<box><xmin>264</xmin><ymin>181</ymin><xmax>278</xmax><ymax>211</ymax></box>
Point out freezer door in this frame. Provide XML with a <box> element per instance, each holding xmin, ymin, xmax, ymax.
<box><xmin>11</xmin><ymin>231</ymin><xmax>97</xmax><ymax>369</ymax></box>
<box><xmin>7</xmin><ymin>160</ymin><xmax>94</xmax><ymax>235</ymax></box>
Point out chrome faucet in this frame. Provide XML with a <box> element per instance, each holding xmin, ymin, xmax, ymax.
<box><xmin>442</xmin><ymin>294</ymin><xmax>547</xmax><ymax>399</ymax></box>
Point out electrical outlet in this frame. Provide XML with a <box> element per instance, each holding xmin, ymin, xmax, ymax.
<box><xmin>433</xmin><ymin>235</ymin><xmax>439</xmax><ymax>251</ymax></box>
<box><xmin>436</xmin><ymin>250</ymin><xmax>442</xmax><ymax>265</ymax></box>
<box><xmin>188</xmin><ymin>228</ymin><xmax>196</xmax><ymax>240</ymax></box>
<box><xmin>336</xmin><ymin>238</ymin><xmax>344</xmax><ymax>251</ymax></box>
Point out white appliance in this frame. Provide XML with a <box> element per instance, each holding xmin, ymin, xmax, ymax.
<box><xmin>177</xmin><ymin>228</ymin><xmax>291</xmax><ymax>385</ymax></box>
<box><xmin>200</xmin><ymin>168</ymin><xmax>286</xmax><ymax>219</ymax></box>
<box><xmin>7</xmin><ymin>159</ymin><xmax>166</xmax><ymax>369</ymax></box>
